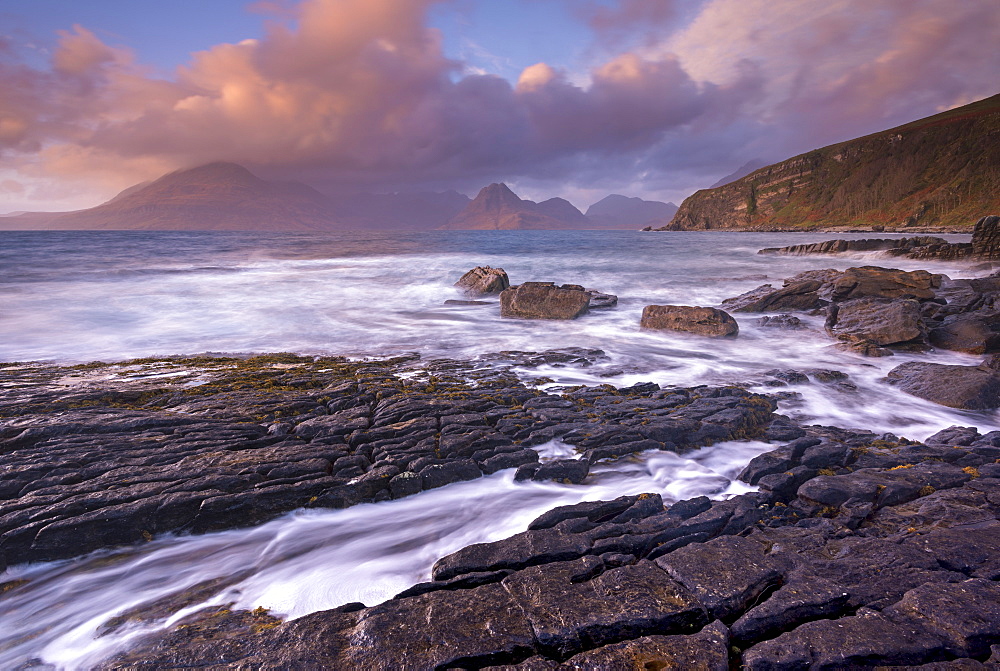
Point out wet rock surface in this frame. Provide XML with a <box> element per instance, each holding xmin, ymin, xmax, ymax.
<box><xmin>721</xmin><ymin>260</ymin><xmax>1000</xmax><ymax>407</ymax></box>
<box><xmin>500</xmin><ymin>283</ymin><xmax>592</xmax><ymax>319</ymax></box>
<box><xmin>0</xmin><ymin>352</ymin><xmax>775</xmax><ymax>569</ymax></box>
<box><xmin>456</xmin><ymin>266</ymin><xmax>511</xmax><ymax>295</ymax></box>
<box><xmin>885</xmin><ymin>361</ymin><xmax>1000</xmax><ymax>409</ymax></box>
<box><xmin>101</xmin><ymin>418</ymin><xmax>1000</xmax><ymax>670</ymax></box>
<box><xmin>640</xmin><ymin>305</ymin><xmax>739</xmax><ymax>337</ymax></box>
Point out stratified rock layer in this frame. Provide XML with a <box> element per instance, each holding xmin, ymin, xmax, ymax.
<box><xmin>101</xmin><ymin>422</ymin><xmax>1000</xmax><ymax>669</ymax></box>
<box><xmin>0</xmin><ymin>353</ymin><xmax>776</xmax><ymax>569</ymax></box>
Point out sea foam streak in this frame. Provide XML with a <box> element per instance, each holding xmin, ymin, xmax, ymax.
<box><xmin>0</xmin><ymin>441</ymin><xmax>769</xmax><ymax>669</ymax></box>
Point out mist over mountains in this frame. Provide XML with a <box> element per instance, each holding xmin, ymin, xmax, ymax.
<box><xmin>0</xmin><ymin>163</ymin><xmax>676</xmax><ymax>232</ymax></box>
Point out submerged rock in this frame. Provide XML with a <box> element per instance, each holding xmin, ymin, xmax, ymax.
<box><xmin>500</xmin><ymin>283</ymin><xmax>591</xmax><ymax>320</ymax></box>
<box><xmin>640</xmin><ymin>305</ymin><xmax>739</xmax><ymax>337</ymax></box>
<box><xmin>455</xmin><ymin>265</ymin><xmax>510</xmax><ymax>295</ymax></box>
<box><xmin>755</xmin><ymin>314</ymin><xmax>805</xmax><ymax>329</ymax></box>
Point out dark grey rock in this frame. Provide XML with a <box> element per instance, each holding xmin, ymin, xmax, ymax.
<box><xmin>654</xmin><ymin>535</ymin><xmax>780</xmax><ymax>621</ymax></box>
<box><xmin>886</xmin><ymin>361</ymin><xmax>1000</xmax><ymax>409</ymax></box>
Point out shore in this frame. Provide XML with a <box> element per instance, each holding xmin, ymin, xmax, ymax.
<box><xmin>2</xmin><ymin>349</ymin><xmax>999</xmax><ymax>668</ymax></box>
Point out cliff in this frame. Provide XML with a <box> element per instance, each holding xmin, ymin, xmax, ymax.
<box><xmin>662</xmin><ymin>93</ymin><xmax>1000</xmax><ymax>231</ymax></box>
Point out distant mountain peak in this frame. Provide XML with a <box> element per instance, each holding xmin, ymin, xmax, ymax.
<box><xmin>585</xmin><ymin>194</ymin><xmax>678</xmax><ymax>229</ymax></box>
<box><xmin>473</xmin><ymin>183</ymin><xmax>522</xmax><ymax>207</ymax></box>
<box><xmin>444</xmin><ymin>183</ymin><xmax>584</xmax><ymax>230</ymax></box>
<box><xmin>159</xmin><ymin>161</ymin><xmax>263</xmax><ymax>185</ymax></box>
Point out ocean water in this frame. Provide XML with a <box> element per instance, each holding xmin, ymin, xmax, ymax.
<box><xmin>0</xmin><ymin>229</ymin><xmax>996</xmax><ymax>667</ymax></box>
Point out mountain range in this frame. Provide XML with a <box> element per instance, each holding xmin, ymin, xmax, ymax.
<box><xmin>0</xmin><ymin>164</ymin><xmax>675</xmax><ymax>231</ymax></box>
<box><xmin>662</xmin><ymin>93</ymin><xmax>1000</xmax><ymax>230</ymax></box>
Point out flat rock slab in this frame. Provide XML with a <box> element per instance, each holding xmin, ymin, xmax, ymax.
<box><xmin>654</xmin><ymin>535</ymin><xmax>781</xmax><ymax>621</ymax></box>
<box><xmin>0</xmin><ymin>356</ymin><xmax>779</xmax><ymax>569</ymax></box>
<box><xmin>501</xmin><ymin>557</ymin><xmax>707</xmax><ymax>660</ymax></box>
<box><xmin>344</xmin><ymin>582</ymin><xmax>536</xmax><ymax>669</ymax></box>
<box><xmin>102</xmin><ymin>422</ymin><xmax>1000</xmax><ymax>669</ymax></box>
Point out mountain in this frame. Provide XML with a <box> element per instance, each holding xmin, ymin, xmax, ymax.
<box><xmin>0</xmin><ymin>162</ymin><xmax>470</xmax><ymax>231</ymax></box>
<box><xmin>662</xmin><ymin>94</ymin><xmax>1000</xmax><ymax>231</ymax></box>
<box><xmin>442</xmin><ymin>183</ymin><xmax>587</xmax><ymax>230</ymax></box>
<box><xmin>0</xmin><ymin>162</ymin><xmax>347</xmax><ymax>231</ymax></box>
<box><xmin>585</xmin><ymin>194</ymin><xmax>678</xmax><ymax>229</ymax></box>
<box><xmin>709</xmin><ymin>160</ymin><xmax>766</xmax><ymax>189</ymax></box>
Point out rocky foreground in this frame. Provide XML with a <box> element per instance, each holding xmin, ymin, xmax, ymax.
<box><xmin>2</xmin><ymin>351</ymin><xmax>1000</xmax><ymax>668</ymax></box>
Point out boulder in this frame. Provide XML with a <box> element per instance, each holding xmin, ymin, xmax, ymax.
<box><xmin>455</xmin><ymin>266</ymin><xmax>510</xmax><ymax>295</ymax></box>
<box><xmin>972</xmin><ymin>215</ymin><xmax>1000</xmax><ymax>259</ymax></box>
<box><xmin>825</xmin><ymin>297</ymin><xmax>924</xmax><ymax>346</ymax></box>
<box><xmin>822</xmin><ymin>266</ymin><xmax>941</xmax><ymax>302</ymax></box>
<box><xmin>886</xmin><ymin>362</ymin><xmax>1000</xmax><ymax>409</ymax></box>
<box><xmin>641</xmin><ymin>305</ymin><xmax>739</xmax><ymax>337</ymax></box>
<box><xmin>722</xmin><ymin>281</ymin><xmax>827</xmax><ymax>313</ymax></box>
<box><xmin>929</xmin><ymin>312</ymin><xmax>1000</xmax><ymax>354</ymax></box>
<box><xmin>500</xmin><ymin>283</ymin><xmax>590</xmax><ymax>320</ymax></box>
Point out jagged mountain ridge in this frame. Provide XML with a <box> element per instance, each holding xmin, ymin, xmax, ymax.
<box><xmin>443</xmin><ymin>184</ymin><xmax>677</xmax><ymax>230</ymax></box>
<box><xmin>662</xmin><ymin>93</ymin><xmax>1000</xmax><ymax>230</ymax></box>
<box><xmin>3</xmin><ymin>165</ymin><xmax>669</xmax><ymax>231</ymax></box>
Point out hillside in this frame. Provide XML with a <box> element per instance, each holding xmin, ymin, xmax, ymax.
<box><xmin>0</xmin><ymin>163</ymin><xmax>348</xmax><ymax>231</ymax></box>
<box><xmin>0</xmin><ymin>163</ymin><xmax>469</xmax><ymax>231</ymax></box>
<box><xmin>442</xmin><ymin>183</ymin><xmax>587</xmax><ymax>230</ymax></box>
<box><xmin>585</xmin><ymin>194</ymin><xmax>677</xmax><ymax>229</ymax></box>
<box><xmin>662</xmin><ymin>94</ymin><xmax>1000</xmax><ymax>231</ymax></box>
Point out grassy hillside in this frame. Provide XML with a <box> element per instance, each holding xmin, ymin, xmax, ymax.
<box><xmin>665</xmin><ymin>94</ymin><xmax>1000</xmax><ymax>230</ymax></box>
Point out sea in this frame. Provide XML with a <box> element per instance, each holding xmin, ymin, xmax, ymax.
<box><xmin>0</xmin><ymin>229</ymin><xmax>996</xmax><ymax>668</ymax></box>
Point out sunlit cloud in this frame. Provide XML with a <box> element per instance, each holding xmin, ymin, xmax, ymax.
<box><xmin>0</xmin><ymin>0</ymin><xmax>997</xmax><ymax>212</ymax></box>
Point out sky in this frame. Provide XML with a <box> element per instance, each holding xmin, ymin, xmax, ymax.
<box><xmin>1</xmin><ymin>0</ymin><xmax>998</xmax><ymax>213</ymax></box>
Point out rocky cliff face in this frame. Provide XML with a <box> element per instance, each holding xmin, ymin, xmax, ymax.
<box><xmin>663</xmin><ymin>94</ymin><xmax>1000</xmax><ymax>231</ymax></box>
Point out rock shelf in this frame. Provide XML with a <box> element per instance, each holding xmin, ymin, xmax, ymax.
<box><xmin>100</xmin><ymin>422</ymin><xmax>1000</xmax><ymax>669</ymax></box>
<box><xmin>3</xmin><ymin>353</ymin><xmax>1000</xmax><ymax>668</ymax></box>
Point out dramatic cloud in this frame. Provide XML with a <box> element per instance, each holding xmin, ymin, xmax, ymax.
<box><xmin>1</xmin><ymin>0</ymin><xmax>997</xmax><ymax>210</ymax></box>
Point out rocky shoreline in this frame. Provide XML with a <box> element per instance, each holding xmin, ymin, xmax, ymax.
<box><xmin>6</xmin><ymin>231</ymin><xmax>1000</xmax><ymax>668</ymax></box>
<box><xmin>1</xmin><ymin>346</ymin><xmax>999</xmax><ymax>668</ymax></box>
<box><xmin>0</xmin><ymin>351</ymin><xmax>779</xmax><ymax>570</ymax></box>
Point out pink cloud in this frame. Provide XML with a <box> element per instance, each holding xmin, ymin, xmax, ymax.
<box><xmin>0</xmin><ymin>0</ymin><xmax>997</xmax><ymax>211</ymax></box>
